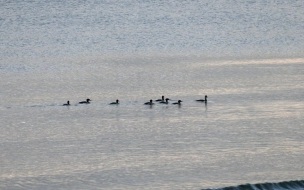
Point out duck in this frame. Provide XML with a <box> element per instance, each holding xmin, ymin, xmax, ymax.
<box><xmin>144</xmin><ymin>99</ymin><xmax>154</xmax><ymax>105</ymax></box>
<box><xmin>110</xmin><ymin>99</ymin><xmax>119</xmax><ymax>105</ymax></box>
<box><xmin>155</xmin><ymin>96</ymin><xmax>165</xmax><ymax>102</ymax></box>
<box><xmin>172</xmin><ymin>100</ymin><xmax>182</xmax><ymax>105</ymax></box>
<box><xmin>196</xmin><ymin>95</ymin><xmax>207</xmax><ymax>102</ymax></box>
<box><xmin>159</xmin><ymin>98</ymin><xmax>169</xmax><ymax>104</ymax></box>
<box><xmin>63</xmin><ymin>101</ymin><xmax>70</xmax><ymax>106</ymax></box>
<box><xmin>79</xmin><ymin>98</ymin><xmax>91</xmax><ymax>104</ymax></box>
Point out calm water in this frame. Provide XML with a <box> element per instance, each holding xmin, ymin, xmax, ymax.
<box><xmin>1</xmin><ymin>1</ymin><xmax>304</xmax><ymax>190</ymax></box>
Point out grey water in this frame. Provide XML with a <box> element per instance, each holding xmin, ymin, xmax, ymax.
<box><xmin>1</xmin><ymin>1</ymin><xmax>304</xmax><ymax>189</ymax></box>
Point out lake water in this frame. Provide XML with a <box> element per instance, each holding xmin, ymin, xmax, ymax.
<box><xmin>1</xmin><ymin>1</ymin><xmax>304</xmax><ymax>190</ymax></box>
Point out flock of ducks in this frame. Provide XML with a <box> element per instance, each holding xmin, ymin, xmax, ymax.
<box><xmin>62</xmin><ymin>95</ymin><xmax>207</xmax><ymax>106</ymax></box>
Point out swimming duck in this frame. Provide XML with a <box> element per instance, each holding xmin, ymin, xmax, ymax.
<box><xmin>172</xmin><ymin>100</ymin><xmax>182</xmax><ymax>105</ymax></box>
<box><xmin>79</xmin><ymin>99</ymin><xmax>91</xmax><ymax>104</ymax></box>
<box><xmin>155</xmin><ymin>96</ymin><xmax>165</xmax><ymax>102</ymax></box>
<box><xmin>159</xmin><ymin>98</ymin><xmax>169</xmax><ymax>104</ymax></box>
<box><xmin>63</xmin><ymin>101</ymin><xmax>70</xmax><ymax>106</ymax></box>
<box><xmin>196</xmin><ymin>95</ymin><xmax>207</xmax><ymax>102</ymax></box>
<box><xmin>110</xmin><ymin>99</ymin><xmax>119</xmax><ymax>105</ymax></box>
<box><xmin>144</xmin><ymin>99</ymin><xmax>154</xmax><ymax>105</ymax></box>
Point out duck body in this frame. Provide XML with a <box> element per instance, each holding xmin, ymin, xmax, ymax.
<box><xmin>155</xmin><ymin>96</ymin><xmax>165</xmax><ymax>102</ymax></box>
<box><xmin>159</xmin><ymin>98</ymin><xmax>169</xmax><ymax>104</ymax></box>
<box><xmin>110</xmin><ymin>99</ymin><xmax>119</xmax><ymax>105</ymax></box>
<box><xmin>196</xmin><ymin>95</ymin><xmax>208</xmax><ymax>102</ymax></box>
<box><xmin>79</xmin><ymin>99</ymin><xmax>91</xmax><ymax>104</ymax></box>
<box><xmin>144</xmin><ymin>99</ymin><xmax>154</xmax><ymax>105</ymax></box>
<box><xmin>172</xmin><ymin>100</ymin><xmax>182</xmax><ymax>105</ymax></box>
<box><xmin>63</xmin><ymin>101</ymin><xmax>70</xmax><ymax>106</ymax></box>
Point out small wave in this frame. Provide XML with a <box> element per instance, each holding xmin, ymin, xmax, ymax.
<box><xmin>203</xmin><ymin>180</ymin><xmax>304</xmax><ymax>190</ymax></box>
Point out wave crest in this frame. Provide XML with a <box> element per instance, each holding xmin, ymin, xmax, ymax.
<box><xmin>203</xmin><ymin>180</ymin><xmax>304</xmax><ymax>190</ymax></box>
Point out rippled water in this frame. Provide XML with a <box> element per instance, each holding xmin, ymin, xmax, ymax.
<box><xmin>1</xmin><ymin>1</ymin><xmax>304</xmax><ymax>189</ymax></box>
<box><xmin>1</xmin><ymin>0</ymin><xmax>303</xmax><ymax>60</ymax></box>
<box><xmin>1</xmin><ymin>56</ymin><xmax>303</xmax><ymax>189</ymax></box>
